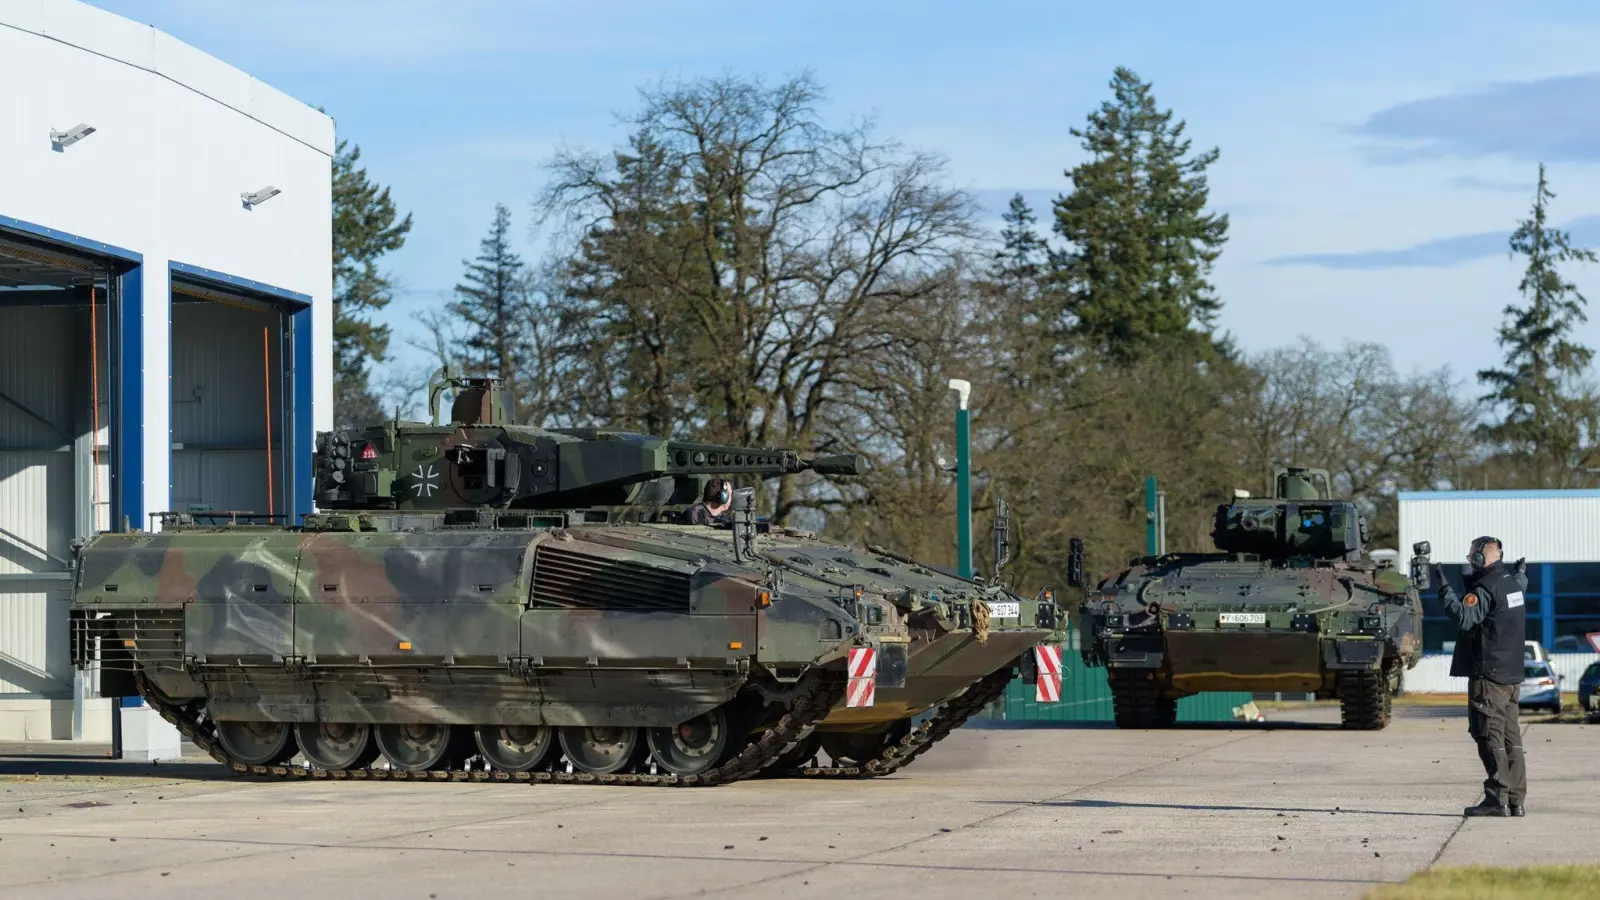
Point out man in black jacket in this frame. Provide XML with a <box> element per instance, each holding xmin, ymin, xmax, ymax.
<box><xmin>1434</xmin><ymin>536</ymin><xmax>1530</xmax><ymax>818</ymax></box>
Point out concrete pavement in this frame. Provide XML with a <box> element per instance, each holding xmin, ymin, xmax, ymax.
<box><xmin>0</xmin><ymin>703</ymin><xmax>1592</xmax><ymax>899</ymax></box>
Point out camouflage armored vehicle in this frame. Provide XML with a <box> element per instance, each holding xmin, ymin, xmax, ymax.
<box><xmin>1078</xmin><ymin>466</ymin><xmax>1425</xmax><ymax>730</ymax></box>
<box><xmin>69</xmin><ymin>368</ymin><xmax>1066</xmax><ymax>784</ymax></box>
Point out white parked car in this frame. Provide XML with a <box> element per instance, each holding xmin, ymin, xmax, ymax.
<box><xmin>1518</xmin><ymin>661</ymin><xmax>1562</xmax><ymax>713</ymax></box>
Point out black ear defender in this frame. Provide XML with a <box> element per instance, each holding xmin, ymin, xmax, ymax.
<box><xmin>1469</xmin><ymin>536</ymin><xmax>1501</xmax><ymax>569</ymax></box>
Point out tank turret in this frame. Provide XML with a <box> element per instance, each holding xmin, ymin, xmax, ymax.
<box><xmin>314</xmin><ymin>366</ymin><xmax>862</xmax><ymax>512</ymax></box>
<box><xmin>1209</xmin><ymin>465</ymin><xmax>1370</xmax><ymax>561</ymax></box>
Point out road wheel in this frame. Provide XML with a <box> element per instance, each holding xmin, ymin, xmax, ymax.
<box><xmin>558</xmin><ymin>726</ymin><xmax>645</xmax><ymax>776</ymax></box>
<box><xmin>215</xmin><ymin>720</ymin><xmax>297</xmax><ymax>766</ymax></box>
<box><xmin>474</xmin><ymin>724</ymin><xmax>558</xmax><ymax>773</ymax></box>
<box><xmin>295</xmin><ymin>722</ymin><xmax>381</xmax><ymax>770</ymax></box>
<box><xmin>646</xmin><ymin>707</ymin><xmax>739</xmax><ymax>778</ymax></box>
<box><xmin>375</xmin><ymin>723</ymin><xmax>467</xmax><ymax>772</ymax></box>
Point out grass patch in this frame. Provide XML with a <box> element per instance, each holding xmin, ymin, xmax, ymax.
<box><xmin>1366</xmin><ymin>865</ymin><xmax>1600</xmax><ymax>900</ymax></box>
<box><xmin>1529</xmin><ymin>705</ymin><xmax>1598</xmax><ymax>725</ymax></box>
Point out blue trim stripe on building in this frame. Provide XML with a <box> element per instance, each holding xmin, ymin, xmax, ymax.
<box><xmin>292</xmin><ymin>306</ymin><xmax>314</xmax><ymax>525</ymax></box>
<box><xmin>0</xmin><ymin>213</ymin><xmax>142</xmax><ymax>262</ymax></box>
<box><xmin>168</xmin><ymin>260</ymin><xmax>312</xmax><ymax>307</ymax></box>
<box><xmin>1398</xmin><ymin>489</ymin><xmax>1600</xmax><ymax>501</ymax></box>
<box><xmin>1542</xmin><ymin>563</ymin><xmax>1556</xmax><ymax>650</ymax></box>
<box><xmin>116</xmin><ymin>266</ymin><xmax>144</xmax><ymax>532</ymax></box>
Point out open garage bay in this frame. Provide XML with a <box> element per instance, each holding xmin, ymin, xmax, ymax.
<box><xmin>0</xmin><ymin>704</ymin><xmax>1593</xmax><ymax>899</ymax></box>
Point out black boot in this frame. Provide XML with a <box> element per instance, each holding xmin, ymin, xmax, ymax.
<box><xmin>1464</xmin><ymin>796</ymin><xmax>1508</xmax><ymax>817</ymax></box>
<box><xmin>1509</xmin><ymin>802</ymin><xmax>1524</xmax><ymax>817</ymax></box>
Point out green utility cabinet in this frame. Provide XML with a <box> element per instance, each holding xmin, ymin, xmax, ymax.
<box><xmin>983</xmin><ymin>633</ymin><xmax>1254</xmax><ymax>724</ymax></box>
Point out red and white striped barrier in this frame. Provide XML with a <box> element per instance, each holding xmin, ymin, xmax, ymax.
<box><xmin>847</xmin><ymin>646</ymin><xmax>877</xmax><ymax>708</ymax></box>
<box><xmin>1033</xmin><ymin>644</ymin><xmax>1062</xmax><ymax>702</ymax></box>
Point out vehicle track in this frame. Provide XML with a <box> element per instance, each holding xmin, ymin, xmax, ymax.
<box><xmin>137</xmin><ymin>667</ymin><xmax>1018</xmax><ymax>787</ymax></box>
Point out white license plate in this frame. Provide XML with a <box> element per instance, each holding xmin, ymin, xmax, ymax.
<box><xmin>1219</xmin><ymin>612</ymin><xmax>1266</xmax><ymax>625</ymax></box>
<box><xmin>989</xmin><ymin>602</ymin><xmax>1021</xmax><ymax>618</ymax></box>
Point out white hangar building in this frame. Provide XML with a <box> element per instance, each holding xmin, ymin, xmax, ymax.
<box><xmin>1398</xmin><ymin>489</ymin><xmax>1600</xmax><ymax>653</ymax></box>
<box><xmin>1398</xmin><ymin>489</ymin><xmax>1600</xmax><ymax>692</ymax></box>
<box><xmin>0</xmin><ymin>1</ymin><xmax>334</xmax><ymax>739</ymax></box>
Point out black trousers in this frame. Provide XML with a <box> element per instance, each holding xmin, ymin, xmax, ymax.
<box><xmin>1467</xmin><ymin>677</ymin><xmax>1526</xmax><ymax>805</ymax></box>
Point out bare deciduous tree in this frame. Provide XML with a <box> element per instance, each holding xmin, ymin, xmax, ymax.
<box><xmin>535</xmin><ymin>72</ymin><xmax>976</xmax><ymax>521</ymax></box>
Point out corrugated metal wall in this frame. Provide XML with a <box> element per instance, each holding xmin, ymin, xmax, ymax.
<box><xmin>0</xmin><ymin>306</ymin><xmax>87</xmax><ymax>696</ymax></box>
<box><xmin>1401</xmin><ymin>652</ymin><xmax>1599</xmax><ymax>693</ymax></box>
<box><xmin>979</xmin><ymin>632</ymin><xmax>1255</xmax><ymax>724</ymax></box>
<box><xmin>1400</xmin><ymin>491</ymin><xmax>1600</xmax><ymax>564</ymax></box>
<box><xmin>170</xmin><ymin>299</ymin><xmax>284</xmax><ymax>517</ymax></box>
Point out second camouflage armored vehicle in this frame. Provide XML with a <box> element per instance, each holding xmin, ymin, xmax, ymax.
<box><xmin>69</xmin><ymin>368</ymin><xmax>1066</xmax><ymax>784</ymax></box>
<box><xmin>1078</xmin><ymin>466</ymin><xmax>1425</xmax><ymax>730</ymax></box>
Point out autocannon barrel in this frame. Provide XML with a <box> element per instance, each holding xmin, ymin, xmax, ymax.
<box><xmin>316</xmin><ymin>425</ymin><xmax>863</xmax><ymax>512</ymax></box>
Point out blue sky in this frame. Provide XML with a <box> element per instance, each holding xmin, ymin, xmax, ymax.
<box><xmin>95</xmin><ymin>0</ymin><xmax>1600</xmax><ymax>396</ymax></box>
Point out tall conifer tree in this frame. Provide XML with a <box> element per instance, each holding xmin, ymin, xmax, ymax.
<box><xmin>331</xmin><ymin>138</ymin><xmax>412</xmax><ymax>426</ymax></box>
<box><xmin>1477</xmin><ymin>164</ymin><xmax>1600</xmax><ymax>486</ymax></box>
<box><xmin>1049</xmin><ymin>67</ymin><xmax>1229</xmax><ymax>363</ymax></box>
<box><xmin>450</xmin><ymin>204</ymin><xmax>533</xmax><ymax>418</ymax></box>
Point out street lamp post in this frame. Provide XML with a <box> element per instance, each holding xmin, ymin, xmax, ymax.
<box><xmin>1145</xmin><ymin>475</ymin><xmax>1156</xmax><ymax>556</ymax></box>
<box><xmin>949</xmin><ymin>379</ymin><xmax>972</xmax><ymax>579</ymax></box>
<box><xmin>1145</xmin><ymin>475</ymin><xmax>1167</xmax><ymax>556</ymax></box>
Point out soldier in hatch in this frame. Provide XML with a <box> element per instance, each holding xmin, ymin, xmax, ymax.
<box><xmin>1433</xmin><ymin>537</ymin><xmax>1530</xmax><ymax>818</ymax></box>
<box><xmin>684</xmin><ymin>477</ymin><xmax>733</xmax><ymax>525</ymax></box>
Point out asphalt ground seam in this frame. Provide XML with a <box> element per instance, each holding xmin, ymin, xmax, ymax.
<box><xmin>636</xmin><ymin>730</ymin><xmax>1270</xmax><ymax>900</ymax></box>
<box><xmin>1421</xmin><ymin>718</ymin><xmax>1539</xmax><ymax>872</ymax></box>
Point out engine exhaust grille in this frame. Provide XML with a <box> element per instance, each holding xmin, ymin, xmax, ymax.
<box><xmin>530</xmin><ymin>544</ymin><xmax>692</xmax><ymax>611</ymax></box>
<box><xmin>71</xmin><ymin>609</ymin><xmax>185</xmax><ymax>672</ymax></box>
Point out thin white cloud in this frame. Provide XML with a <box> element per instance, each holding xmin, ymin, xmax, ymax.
<box><xmin>1448</xmin><ymin>174</ymin><xmax>1534</xmax><ymax>192</ymax></box>
<box><xmin>1355</xmin><ymin>72</ymin><xmax>1600</xmax><ymax>164</ymax></box>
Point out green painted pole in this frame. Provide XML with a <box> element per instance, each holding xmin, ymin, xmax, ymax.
<box><xmin>949</xmin><ymin>379</ymin><xmax>973</xmax><ymax>579</ymax></box>
<box><xmin>1145</xmin><ymin>475</ymin><xmax>1158</xmax><ymax>556</ymax></box>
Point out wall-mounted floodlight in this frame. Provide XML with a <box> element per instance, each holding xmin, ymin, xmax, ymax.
<box><xmin>50</xmin><ymin>124</ymin><xmax>96</xmax><ymax>151</ymax></box>
<box><xmin>241</xmin><ymin>186</ymin><xmax>281</xmax><ymax>209</ymax></box>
